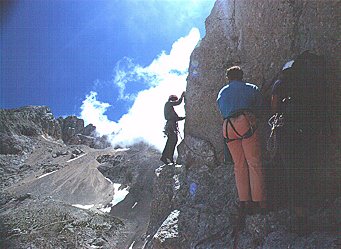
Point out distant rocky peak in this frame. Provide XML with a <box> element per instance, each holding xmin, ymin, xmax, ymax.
<box><xmin>0</xmin><ymin>105</ymin><xmax>61</xmax><ymax>138</ymax></box>
<box><xmin>0</xmin><ymin>106</ymin><xmax>110</xmax><ymax>154</ymax></box>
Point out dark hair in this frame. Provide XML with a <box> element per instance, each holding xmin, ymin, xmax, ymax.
<box><xmin>168</xmin><ymin>95</ymin><xmax>178</xmax><ymax>101</ymax></box>
<box><xmin>226</xmin><ymin>66</ymin><xmax>243</xmax><ymax>81</ymax></box>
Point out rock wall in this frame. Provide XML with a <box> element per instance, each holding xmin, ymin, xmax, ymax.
<box><xmin>185</xmin><ymin>0</ymin><xmax>340</xmax><ymax>161</ymax></box>
<box><xmin>148</xmin><ymin>1</ymin><xmax>340</xmax><ymax>248</ymax></box>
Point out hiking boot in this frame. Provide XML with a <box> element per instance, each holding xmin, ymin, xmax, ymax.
<box><xmin>231</xmin><ymin>204</ymin><xmax>246</xmax><ymax>230</ymax></box>
<box><xmin>253</xmin><ymin>201</ymin><xmax>269</xmax><ymax>215</ymax></box>
<box><xmin>290</xmin><ymin>216</ymin><xmax>309</xmax><ymax>236</ymax></box>
<box><xmin>239</xmin><ymin>201</ymin><xmax>254</xmax><ymax>216</ymax></box>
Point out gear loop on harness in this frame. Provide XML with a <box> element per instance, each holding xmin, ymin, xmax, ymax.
<box><xmin>268</xmin><ymin>113</ymin><xmax>284</xmax><ymax>135</ymax></box>
<box><xmin>266</xmin><ymin>113</ymin><xmax>284</xmax><ymax>160</ymax></box>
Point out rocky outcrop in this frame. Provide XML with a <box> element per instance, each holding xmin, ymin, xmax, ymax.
<box><xmin>0</xmin><ymin>106</ymin><xmax>110</xmax><ymax>154</ymax></box>
<box><xmin>0</xmin><ymin>134</ymin><xmax>33</xmax><ymax>155</ymax></box>
<box><xmin>0</xmin><ymin>193</ymin><xmax>124</xmax><ymax>249</ymax></box>
<box><xmin>58</xmin><ymin>116</ymin><xmax>96</xmax><ymax>143</ymax></box>
<box><xmin>149</xmin><ymin>0</ymin><xmax>340</xmax><ymax>248</ymax></box>
<box><xmin>147</xmin><ymin>164</ymin><xmax>185</xmax><ymax>248</ymax></box>
<box><xmin>185</xmin><ymin>0</ymin><xmax>340</xmax><ymax>159</ymax></box>
<box><xmin>0</xmin><ymin>106</ymin><xmax>63</xmax><ymax>154</ymax></box>
<box><xmin>57</xmin><ymin>115</ymin><xmax>111</xmax><ymax>148</ymax></box>
<box><xmin>151</xmin><ymin>210</ymin><xmax>180</xmax><ymax>249</ymax></box>
<box><xmin>98</xmin><ymin>143</ymin><xmax>162</xmax><ymax>187</ymax></box>
<box><xmin>148</xmin><ymin>161</ymin><xmax>340</xmax><ymax>248</ymax></box>
<box><xmin>58</xmin><ymin>116</ymin><xmax>84</xmax><ymax>141</ymax></box>
<box><xmin>0</xmin><ymin>106</ymin><xmax>61</xmax><ymax>138</ymax></box>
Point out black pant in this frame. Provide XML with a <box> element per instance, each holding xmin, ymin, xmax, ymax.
<box><xmin>161</xmin><ymin>130</ymin><xmax>178</xmax><ymax>162</ymax></box>
<box><xmin>278</xmin><ymin>124</ymin><xmax>319</xmax><ymax>207</ymax></box>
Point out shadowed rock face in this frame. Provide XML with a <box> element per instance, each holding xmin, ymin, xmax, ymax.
<box><xmin>148</xmin><ymin>1</ymin><xmax>340</xmax><ymax>248</ymax></box>
<box><xmin>185</xmin><ymin>0</ymin><xmax>340</xmax><ymax>161</ymax></box>
<box><xmin>183</xmin><ymin>0</ymin><xmax>340</xmax><ymax>198</ymax></box>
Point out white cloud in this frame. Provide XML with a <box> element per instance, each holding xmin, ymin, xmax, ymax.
<box><xmin>80</xmin><ymin>91</ymin><xmax>119</xmax><ymax>136</ymax></box>
<box><xmin>113</xmin><ymin>57</ymin><xmax>143</xmax><ymax>101</ymax></box>
<box><xmin>80</xmin><ymin>28</ymin><xmax>200</xmax><ymax>151</ymax></box>
<box><xmin>141</xmin><ymin>29</ymin><xmax>201</xmax><ymax>81</ymax></box>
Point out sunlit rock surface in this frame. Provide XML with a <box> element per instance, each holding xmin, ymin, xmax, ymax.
<box><xmin>150</xmin><ymin>210</ymin><xmax>180</xmax><ymax>248</ymax></box>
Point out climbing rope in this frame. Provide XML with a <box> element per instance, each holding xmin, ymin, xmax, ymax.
<box><xmin>176</xmin><ymin>128</ymin><xmax>219</xmax><ymax>159</ymax></box>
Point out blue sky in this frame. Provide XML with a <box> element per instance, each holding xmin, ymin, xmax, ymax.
<box><xmin>1</xmin><ymin>0</ymin><xmax>215</xmax><ymax>149</ymax></box>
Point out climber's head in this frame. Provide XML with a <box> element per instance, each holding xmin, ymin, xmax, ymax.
<box><xmin>168</xmin><ymin>95</ymin><xmax>178</xmax><ymax>102</ymax></box>
<box><xmin>226</xmin><ymin>66</ymin><xmax>243</xmax><ymax>81</ymax></box>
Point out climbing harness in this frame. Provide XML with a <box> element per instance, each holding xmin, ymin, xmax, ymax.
<box><xmin>266</xmin><ymin>113</ymin><xmax>284</xmax><ymax>160</ymax></box>
<box><xmin>163</xmin><ymin>120</ymin><xmax>178</xmax><ymax>137</ymax></box>
<box><xmin>223</xmin><ymin>111</ymin><xmax>257</xmax><ymax>143</ymax></box>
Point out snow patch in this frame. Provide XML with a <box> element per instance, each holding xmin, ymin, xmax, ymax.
<box><xmin>155</xmin><ymin>165</ymin><xmax>165</xmax><ymax>177</ymax></box>
<box><xmin>40</xmin><ymin>135</ymin><xmax>63</xmax><ymax>145</ymax></box>
<box><xmin>112</xmin><ymin>183</ymin><xmax>130</xmax><ymax>205</ymax></box>
<box><xmin>71</xmin><ymin>183</ymin><xmax>129</xmax><ymax>213</ymax></box>
<box><xmin>37</xmin><ymin>170</ymin><xmax>58</xmax><ymax>179</ymax></box>
<box><xmin>66</xmin><ymin>153</ymin><xmax>87</xmax><ymax>162</ymax></box>
<box><xmin>132</xmin><ymin>202</ymin><xmax>138</xmax><ymax>209</ymax></box>
<box><xmin>99</xmin><ymin>183</ymin><xmax>129</xmax><ymax>213</ymax></box>
<box><xmin>129</xmin><ymin>241</ymin><xmax>135</xmax><ymax>249</ymax></box>
<box><xmin>105</xmin><ymin>177</ymin><xmax>113</xmax><ymax>184</ymax></box>
<box><xmin>72</xmin><ymin>204</ymin><xmax>94</xmax><ymax>210</ymax></box>
<box><xmin>115</xmin><ymin>147</ymin><xmax>130</xmax><ymax>152</ymax></box>
<box><xmin>142</xmin><ymin>235</ymin><xmax>150</xmax><ymax>249</ymax></box>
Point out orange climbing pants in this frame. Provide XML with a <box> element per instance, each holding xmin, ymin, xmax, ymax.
<box><xmin>223</xmin><ymin>113</ymin><xmax>266</xmax><ymax>201</ymax></box>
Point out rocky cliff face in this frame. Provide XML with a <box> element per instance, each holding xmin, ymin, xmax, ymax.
<box><xmin>185</xmin><ymin>0</ymin><xmax>340</xmax><ymax>158</ymax></box>
<box><xmin>0</xmin><ymin>106</ymin><xmax>110</xmax><ymax>154</ymax></box>
<box><xmin>0</xmin><ymin>106</ymin><xmax>61</xmax><ymax>138</ymax></box>
<box><xmin>148</xmin><ymin>0</ymin><xmax>340</xmax><ymax>248</ymax></box>
<box><xmin>0</xmin><ymin>106</ymin><xmax>61</xmax><ymax>154</ymax></box>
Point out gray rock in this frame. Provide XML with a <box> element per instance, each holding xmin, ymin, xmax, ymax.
<box><xmin>58</xmin><ymin>115</ymin><xmax>85</xmax><ymax>142</ymax></box>
<box><xmin>0</xmin><ymin>106</ymin><xmax>111</xmax><ymax>152</ymax></box>
<box><xmin>177</xmin><ymin>135</ymin><xmax>217</xmax><ymax>168</ymax></box>
<box><xmin>185</xmin><ymin>0</ymin><xmax>340</xmax><ymax>169</ymax></box>
<box><xmin>0</xmin><ymin>106</ymin><xmax>62</xmax><ymax>140</ymax></box>
<box><xmin>150</xmin><ymin>210</ymin><xmax>180</xmax><ymax>249</ymax></box>
<box><xmin>0</xmin><ymin>195</ymin><xmax>124</xmax><ymax>249</ymax></box>
<box><xmin>0</xmin><ymin>134</ymin><xmax>27</xmax><ymax>154</ymax></box>
<box><xmin>82</xmin><ymin>124</ymin><xmax>96</xmax><ymax>136</ymax></box>
<box><xmin>148</xmin><ymin>2</ymin><xmax>340</xmax><ymax>248</ymax></box>
<box><xmin>147</xmin><ymin>164</ymin><xmax>179</xmax><ymax>239</ymax></box>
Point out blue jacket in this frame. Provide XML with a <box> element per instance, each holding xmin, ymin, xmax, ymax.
<box><xmin>217</xmin><ymin>80</ymin><xmax>264</xmax><ymax>119</ymax></box>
